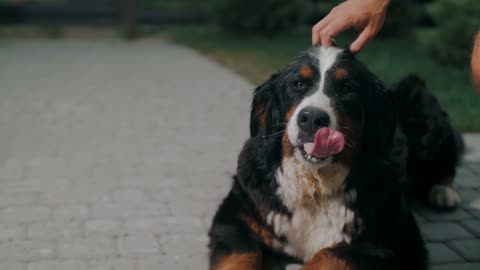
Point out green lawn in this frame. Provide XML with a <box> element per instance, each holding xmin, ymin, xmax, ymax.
<box><xmin>158</xmin><ymin>26</ymin><xmax>479</xmax><ymax>131</ymax></box>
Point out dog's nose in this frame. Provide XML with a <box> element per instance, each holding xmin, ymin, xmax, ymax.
<box><xmin>297</xmin><ymin>107</ymin><xmax>330</xmax><ymax>134</ymax></box>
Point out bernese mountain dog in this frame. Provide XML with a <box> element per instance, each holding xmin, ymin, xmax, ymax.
<box><xmin>208</xmin><ymin>46</ymin><xmax>464</xmax><ymax>270</ymax></box>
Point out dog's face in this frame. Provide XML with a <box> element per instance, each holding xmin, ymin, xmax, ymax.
<box><xmin>251</xmin><ymin>47</ymin><xmax>395</xmax><ymax>171</ymax></box>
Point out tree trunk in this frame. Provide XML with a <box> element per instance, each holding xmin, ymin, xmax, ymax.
<box><xmin>122</xmin><ymin>0</ymin><xmax>137</xmax><ymax>39</ymax></box>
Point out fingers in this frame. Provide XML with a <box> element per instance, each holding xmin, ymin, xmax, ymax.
<box><xmin>319</xmin><ymin>19</ymin><xmax>350</xmax><ymax>48</ymax></box>
<box><xmin>312</xmin><ymin>15</ymin><xmax>333</xmax><ymax>45</ymax></box>
<box><xmin>350</xmin><ymin>26</ymin><xmax>374</xmax><ymax>53</ymax></box>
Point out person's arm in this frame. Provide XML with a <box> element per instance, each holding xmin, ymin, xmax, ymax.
<box><xmin>472</xmin><ymin>33</ymin><xmax>480</xmax><ymax>93</ymax></box>
<box><xmin>312</xmin><ymin>0</ymin><xmax>390</xmax><ymax>53</ymax></box>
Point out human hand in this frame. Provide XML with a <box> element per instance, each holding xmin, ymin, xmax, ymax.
<box><xmin>312</xmin><ymin>0</ymin><xmax>390</xmax><ymax>53</ymax></box>
<box><xmin>472</xmin><ymin>33</ymin><xmax>480</xmax><ymax>93</ymax></box>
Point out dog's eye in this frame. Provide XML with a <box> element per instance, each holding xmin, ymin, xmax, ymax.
<box><xmin>293</xmin><ymin>80</ymin><xmax>305</xmax><ymax>91</ymax></box>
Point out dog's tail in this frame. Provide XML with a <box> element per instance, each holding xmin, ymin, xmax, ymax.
<box><xmin>391</xmin><ymin>75</ymin><xmax>464</xmax><ymax>209</ymax></box>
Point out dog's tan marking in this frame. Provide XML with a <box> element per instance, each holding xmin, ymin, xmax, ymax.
<box><xmin>239</xmin><ymin>214</ymin><xmax>275</xmax><ymax>246</ymax></box>
<box><xmin>282</xmin><ymin>106</ymin><xmax>298</xmax><ymax>158</ymax></box>
<box><xmin>300</xmin><ymin>65</ymin><xmax>314</xmax><ymax>80</ymax></box>
<box><xmin>212</xmin><ymin>252</ymin><xmax>262</xmax><ymax>270</ymax></box>
<box><xmin>334</xmin><ymin>68</ymin><xmax>348</xmax><ymax>80</ymax></box>
<box><xmin>301</xmin><ymin>249</ymin><xmax>352</xmax><ymax>270</ymax></box>
<box><xmin>255</xmin><ymin>102</ymin><xmax>266</xmax><ymax>129</ymax></box>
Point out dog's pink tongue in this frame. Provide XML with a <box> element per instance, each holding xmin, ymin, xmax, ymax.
<box><xmin>304</xmin><ymin>128</ymin><xmax>345</xmax><ymax>158</ymax></box>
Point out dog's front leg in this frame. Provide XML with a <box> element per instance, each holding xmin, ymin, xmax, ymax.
<box><xmin>301</xmin><ymin>249</ymin><xmax>353</xmax><ymax>270</ymax></box>
<box><xmin>210</xmin><ymin>251</ymin><xmax>262</xmax><ymax>270</ymax></box>
<box><xmin>300</xmin><ymin>244</ymin><xmax>392</xmax><ymax>270</ymax></box>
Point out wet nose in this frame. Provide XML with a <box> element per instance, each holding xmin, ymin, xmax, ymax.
<box><xmin>297</xmin><ymin>106</ymin><xmax>330</xmax><ymax>134</ymax></box>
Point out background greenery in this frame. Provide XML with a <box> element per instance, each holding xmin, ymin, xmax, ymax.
<box><xmin>417</xmin><ymin>0</ymin><xmax>480</xmax><ymax>66</ymax></box>
<box><xmin>159</xmin><ymin>26</ymin><xmax>479</xmax><ymax>131</ymax></box>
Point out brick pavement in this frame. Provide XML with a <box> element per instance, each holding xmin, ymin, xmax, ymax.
<box><xmin>0</xmin><ymin>40</ymin><xmax>478</xmax><ymax>270</ymax></box>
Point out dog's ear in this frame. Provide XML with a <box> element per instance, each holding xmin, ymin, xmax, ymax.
<box><xmin>250</xmin><ymin>74</ymin><xmax>282</xmax><ymax>137</ymax></box>
<box><xmin>363</xmin><ymin>80</ymin><xmax>397</xmax><ymax>157</ymax></box>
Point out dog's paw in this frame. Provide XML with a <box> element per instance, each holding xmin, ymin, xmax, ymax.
<box><xmin>427</xmin><ymin>184</ymin><xmax>460</xmax><ymax>209</ymax></box>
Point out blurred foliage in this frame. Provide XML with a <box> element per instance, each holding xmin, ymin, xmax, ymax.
<box><xmin>417</xmin><ymin>0</ymin><xmax>480</xmax><ymax>66</ymax></box>
<box><xmin>45</xmin><ymin>24</ymin><xmax>63</xmax><ymax>38</ymax></box>
<box><xmin>213</xmin><ymin>0</ymin><xmax>310</xmax><ymax>35</ymax></box>
<box><xmin>0</xmin><ymin>0</ymin><xmax>66</xmax><ymax>3</ymax></box>
<box><xmin>140</xmin><ymin>0</ymin><xmax>210</xmax><ymax>12</ymax></box>
<box><xmin>379</xmin><ymin>0</ymin><xmax>419</xmax><ymax>37</ymax></box>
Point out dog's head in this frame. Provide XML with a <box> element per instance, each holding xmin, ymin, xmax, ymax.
<box><xmin>250</xmin><ymin>47</ymin><xmax>396</xmax><ymax>172</ymax></box>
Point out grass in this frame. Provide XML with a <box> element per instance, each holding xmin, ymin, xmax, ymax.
<box><xmin>158</xmin><ymin>26</ymin><xmax>480</xmax><ymax>131</ymax></box>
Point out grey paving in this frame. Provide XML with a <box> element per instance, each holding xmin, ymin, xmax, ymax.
<box><xmin>0</xmin><ymin>40</ymin><xmax>479</xmax><ymax>269</ymax></box>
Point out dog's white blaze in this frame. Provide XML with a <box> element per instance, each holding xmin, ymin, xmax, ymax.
<box><xmin>287</xmin><ymin>47</ymin><xmax>343</xmax><ymax>146</ymax></box>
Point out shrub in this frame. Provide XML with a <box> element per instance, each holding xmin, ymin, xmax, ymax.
<box><xmin>379</xmin><ymin>0</ymin><xmax>419</xmax><ymax>37</ymax></box>
<box><xmin>214</xmin><ymin>0</ymin><xmax>309</xmax><ymax>35</ymax></box>
<box><xmin>418</xmin><ymin>0</ymin><xmax>480</xmax><ymax>66</ymax></box>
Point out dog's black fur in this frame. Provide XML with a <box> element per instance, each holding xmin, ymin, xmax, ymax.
<box><xmin>208</xmin><ymin>47</ymin><xmax>464</xmax><ymax>270</ymax></box>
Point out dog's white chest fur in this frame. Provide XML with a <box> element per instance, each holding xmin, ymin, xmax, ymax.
<box><xmin>272</xmin><ymin>158</ymin><xmax>355</xmax><ymax>261</ymax></box>
<box><xmin>267</xmin><ymin>198</ymin><xmax>354</xmax><ymax>261</ymax></box>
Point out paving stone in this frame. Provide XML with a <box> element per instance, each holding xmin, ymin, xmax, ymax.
<box><xmin>117</xmin><ymin>235</ymin><xmax>160</xmax><ymax>256</ymax></box>
<box><xmin>125</xmin><ymin>217</ymin><xmax>205</xmax><ymax>234</ymax></box>
<box><xmin>1</xmin><ymin>178</ymin><xmax>71</xmax><ymax>193</ymax></box>
<box><xmin>0</xmin><ymin>240</ymin><xmax>56</xmax><ymax>261</ymax></box>
<box><xmin>112</xmin><ymin>189</ymin><xmax>148</xmax><ymax>203</ymax></box>
<box><xmin>0</xmin><ymin>206</ymin><xmax>51</xmax><ymax>223</ymax></box>
<box><xmin>464</xmin><ymin>134</ymin><xmax>480</xmax><ymax>162</ymax></box>
<box><xmin>28</xmin><ymin>260</ymin><xmax>88</xmax><ymax>270</ymax></box>
<box><xmin>431</xmin><ymin>263</ymin><xmax>480</xmax><ymax>270</ymax></box>
<box><xmin>0</xmin><ymin>262</ymin><xmax>26</xmax><ymax>270</ymax></box>
<box><xmin>159</xmin><ymin>234</ymin><xmax>209</xmax><ymax>257</ymax></box>
<box><xmin>59</xmin><ymin>237</ymin><xmax>116</xmax><ymax>259</ymax></box>
<box><xmin>459</xmin><ymin>188</ymin><xmax>480</xmax><ymax>207</ymax></box>
<box><xmin>412</xmin><ymin>212</ymin><xmax>427</xmax><ymax>223</ymax></box>
<box><xmin>418</xmin><ymin>208</ymin><xmax>472</xmax><ymax>222</ymax></box>
<box><xmin>88</xmin><ymin>258</ymin><xmax>137</xmax><ymax>270</ymax></box>
<box><xmin>461</xmin><ymin>219</ymin><xmax>480</xmax><ymax>237</ymax></box>
<box><xmin>458</xmin><ymin>188</ymin><xmax>480</xmax><ymax>218</ymax></box>
<box><xmin>138</xmin><ymin>255</ymin><xmax>208</xmax><ymax>270</ymax></box>
<box><xmin>27</xmin><ymin>221</ymin><xmax>82</xmax><ymax>239</ymax></box>
<box><xmin>53</xmin><ymin>205</ymin><xmax>90</xmax><ymax>221</ymax></box>
<box><xmin>0</xmin><ymin>159</ymin><xmax>26</xmax><ymax>179</ymax></box>
<box><xmin>85</xmin><ymin>219</ymin><xmax>126</xmax><ymax>237</ymax></box>
<box><xmin>456</xmin><ymin>174</ymin><xmax>480</xmax><ymax>188</ymax></box>
<box><xmin>449</xmin><ymin>239</ymin><xmax>480</xmax><ymax>261</ymax></box>
<box><xmin>40</xmin><ymin>189</ymin><xmax>111</xmax><ymax>204</ymax></box>
<box><xmin>420</xmin><ymin>223</ymin><xmax>473</xmax><ymax>242</ymax></box>
<box><xmin>168</xmin><ymin>199</ymin><xmax>218</xmax><ymax>219</ymax></box>
<box><xmin>0</xmin><ymin>192</ymin><xmax>38</xmax><ymax>206</ymax></box>
<box><xmin>427</xmin><ymin>243</ymin><xmax>464</xmax><ymax>265</ymax></box>
<box><xmin>466</xmin><ymin>162</ymin><xmax>480</xmax><ymax>175</ymax></box>
<box><xmin>90</xmin><ymin>203</ymin><xmax>168</xmax><ymax>219</ymax></box>
<box><xmin>0</xmin><ymin>224</ymin><xmax>25</xmax><ymax>242</ymax></box>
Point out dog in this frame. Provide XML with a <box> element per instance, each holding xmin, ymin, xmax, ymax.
<box><xmin>208</xmin><ymin>46</ymin><xmax>464</xmax><ymax>270</ymax></box>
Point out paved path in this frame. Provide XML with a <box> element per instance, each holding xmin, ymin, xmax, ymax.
<box><xmin>0</xmin><ymin>40</ymin><xmax>478</xmax><ymax>270</ymax></box>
